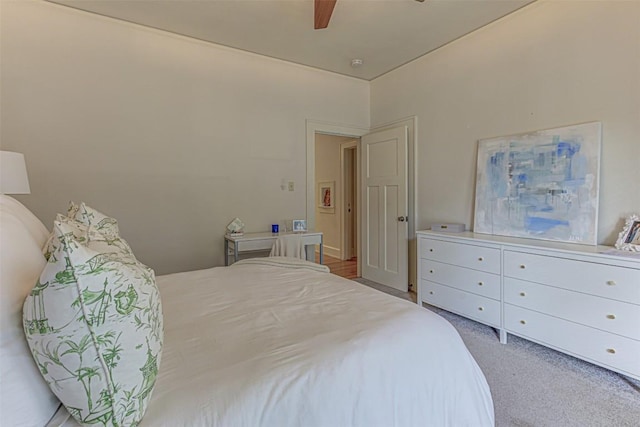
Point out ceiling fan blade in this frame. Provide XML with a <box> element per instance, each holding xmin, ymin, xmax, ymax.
<box><xmin>314</xmin><ymin>0</ymin><xmax>337</xmax><ymax>30</ymax></box>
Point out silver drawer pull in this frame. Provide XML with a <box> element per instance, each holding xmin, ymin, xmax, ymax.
<box><xmin>606</xmin><ymin>348</ymin><xmax>616</xmax><ymax>354</ymax></box>
<box><xmin>606</xmin><ymin>280</ymin><xmax>616</xmax><ymax>286</ymax></box>
<box><xmin>519</xmin><ymin>264</ymin><xmax>526</xmax><ymax>269</ymax></box>
<box><xmin>606</xmin><ymin>314</ymin><xmax>616</xmax><ymax>320</ymax></box>
<box><xmin>478</xmin><ymin>281</ymin><xmax>484</xmax><ymax>286</ymax></box>
<box><xmin>478</xmin><ymin>307</ymin><xmax>484</xmax><ymax>311</ymax></box>
<box><xmin>478</xmin><ymin>257</ymin><xmax>484</xmax><ymax>261</ymax></box>
<box><xmin>520</xmin><ymin>320</ymin><xmax>526</xmax><ymax>325</ymax></box>
<box><xmin>519</xmin><ymin>292</ymin><xmax>526</xmax><ymax>297</ymax></box>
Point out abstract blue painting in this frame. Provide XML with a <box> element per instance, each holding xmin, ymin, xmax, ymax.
<box><xmin>474</xmin><ymin>122</ymin><xmax>601</xmax><ymax>245</ymax></box>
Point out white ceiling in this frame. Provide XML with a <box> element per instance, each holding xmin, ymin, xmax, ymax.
<box><xmin>49</xmin><ymin>0</ymin><xmax>535</xmax><ymax>81</ymax></box>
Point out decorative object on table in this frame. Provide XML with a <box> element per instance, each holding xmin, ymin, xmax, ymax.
<box><xmin>226</xmin><ymin>217</ymin><xmax>245</xmax><ymax>237</ymax></box>
<box><xmin>284</xmin><ymin>219</ymin><xmax>293</xmax><ymax>232</ymax></box>
<box><xmin>0</xmin><ymin>151</ymin><xmax>31</xmax><ymax>194</ymax></box>
<box><xmin>292</xmin><ymin>219</ymin><xmax>307</xmax><ymax>232</ymax></box>
<box><xmin>430</xmin><ymin>223</ymin><xmax>465</xmax><ymax>233</ymax></box>
<box><xmin>474</xmin><ymin>121</ymin><xmax>601</xmax><ymax>245</ymax></box>
<box><xmin>615</xmin><ymin>214</ymin><xmax>640</xmax><ymax>252</ymax></box>
<box><xmin>271</xmin><ymin>224</ymin><xmax>279</xmax><ymax>234</ymax></box>
<box><xmin>318</xmin><ymin>181</ymin><xmax>335</xmax><ymax>214</ymax></box>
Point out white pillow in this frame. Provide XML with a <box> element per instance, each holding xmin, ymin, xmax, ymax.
<box><xmin>0</xmin><ymin>195</ymin><xmax>61</xmax><ymax>426</ymax></box>
<box><xmin>0</xmin><ymin>194</ymin><xmax>49</xmax><ymax>244</ymax></box>
<box><xmin>24</xmin><ymin>219</ymin><xmax>163</xmax><ymax>426</ymax></box>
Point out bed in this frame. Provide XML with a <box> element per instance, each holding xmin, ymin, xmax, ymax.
<box><xmin>1</xmin><ymin>195</ymin><xmax>494</xmax><ymax>426</ymax></box>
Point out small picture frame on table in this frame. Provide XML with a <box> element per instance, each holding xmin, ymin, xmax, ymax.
<box><xmin>292</xmin><ymin>219</ymin><xmax>307</xmax><ymax>233</ymax></box>
<box><xmin>615</xmin><ymin>214</ymin><xmax>640</xmax><ymax>252</ymax></box>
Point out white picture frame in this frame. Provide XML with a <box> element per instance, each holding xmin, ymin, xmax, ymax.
<box><xmin>615</xmin><ymin>214</ymin><xmax>640</xmax><ymax>252</ymax></box>
<box><xmin>317</xmin><ymin>181</ymin><xmax>335</xmax><ymax>214</ymax></box>
<box><xmin>292</xmin><ymin>219</ymin><xmax>307</xmax><ymax>233</ymax></box>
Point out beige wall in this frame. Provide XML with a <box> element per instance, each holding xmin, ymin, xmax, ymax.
<box><xmin>1</xmin><ymin>1</ymin><xmax>369</xmax><ymax>274</ymax></box>
<box><xmin>3</xmin><ymin>0</ymin><xmax>638</xmax><ymax>277</ymax></box>
<box><xmin>371</xmin><ymin>0</ymin><xmax>640</xmax><ymax>245</ymax></box>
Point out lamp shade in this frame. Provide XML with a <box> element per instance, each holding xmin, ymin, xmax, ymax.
<box><xmin>0</xmin><ymin>151</ymin><xmax>31</xmax><ymax>194</ymax></box>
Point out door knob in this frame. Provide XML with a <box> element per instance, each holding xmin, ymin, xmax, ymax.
<box><xmin>398</xmin><ymin>216</ymin><xmax>408</xmax><ymax>222</ymax></box>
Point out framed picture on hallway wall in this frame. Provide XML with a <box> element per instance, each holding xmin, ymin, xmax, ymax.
<box><xmin>318</xmin><ymin>181</ymin><xmax>335</xmax><ymax>214</ymax></box>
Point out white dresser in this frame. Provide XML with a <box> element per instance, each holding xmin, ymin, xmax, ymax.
<box><xmin>417</xmin><ymin>230</ymin><xmax>640</xmax><ymax>380</ymax></box>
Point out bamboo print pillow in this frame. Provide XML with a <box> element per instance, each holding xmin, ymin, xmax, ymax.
<box><xmin>73</xmin><ymin>203</ymin><xmax>136</xmax><ymax>259</ymax></box>
<box><xmin>24</xmin><ymin>220</ymin><xmax>163</xmax><ymax>426</ymax></box>
<box><xmin>74</xmin><ymin>202</ymin><xmax>121</xmax><ymax>241</ymax></box>
<box><xmin>43</xmin><ymin>214</ymin><xmax>134</xmax><ymax>262</ymax></box>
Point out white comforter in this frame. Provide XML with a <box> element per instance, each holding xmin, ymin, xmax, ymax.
<box><xmin>59</xmin><ymin>259</ymin><xmax>494</xmax><ymax>426</ymax></box>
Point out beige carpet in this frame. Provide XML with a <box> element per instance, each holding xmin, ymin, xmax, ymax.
<box><xmin>354</xmin><ymin>278</ymin><xmax>640</xmax><ymax>427</ymax></box>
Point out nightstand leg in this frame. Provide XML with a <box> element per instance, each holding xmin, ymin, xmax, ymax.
<box><xmin>319</xmin><ymin>237</ymin><xmax>324</xmax><ymax>265</ymax></box>
<box><xmin>224</xmin><ymin>239</ymin><xmax>229</xmax><ymax>266</ymax></box>
<box><xmin>234</xmin><ymin>243</ymin><xmax>239</xmax><ymax>265</ymax></box>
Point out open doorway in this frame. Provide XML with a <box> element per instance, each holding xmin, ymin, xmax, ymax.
<box><xmin>305</xmin><ymin>120</ymin><xmax>370</xmax><ymax>281</ymax></box>
<box><xmin>306</xmin><ymin>118</ymin><xmax>417</xmax><ymax>291</ymax></box>
<box><xmin>314</xmin><ymin>133</ymin><xmax>359</xmax><ymax>279</ymax></box>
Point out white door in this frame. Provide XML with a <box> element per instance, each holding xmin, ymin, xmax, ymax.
<box><xmin>361</xmin><ymin>126</ymin><xmax>408</xmax><ymax>291</ymax></box>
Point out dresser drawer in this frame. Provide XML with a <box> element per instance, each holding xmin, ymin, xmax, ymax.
<box><xmin>420</xmin><ymin>238</ymin><xmax>500</xmax><ymax>274</ymax></box>
<box><xmin>504</xmin><ymin>304</ymin><xmax>640</xmax><ymax>378</ymax></box>
<box><xmin>504</xmin><ymin>278</ymin><xmax>640</xmax><ymax>340</ymax></box>
<box><xmin>421</xmin><ymin>280</ymin><xmax>501</xmax><ymax>327</ymax></box>
<box><xmin>421</xmin><ymin>259</ymin><xmax>500</xmax><ymax>300</ymax></box>
<box><xmin>504</xmin><ymin>251</ymin><xmax>640</xmax><ymax>304</ymax></box>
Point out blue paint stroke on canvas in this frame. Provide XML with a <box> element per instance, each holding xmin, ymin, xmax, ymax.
<box><xmin>474</xmin><ymin>122</ymin><xmax>601</xmax><ymax>245</ymax></box>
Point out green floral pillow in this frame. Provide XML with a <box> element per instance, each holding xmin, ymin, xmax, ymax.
<box><xmin>44</xmin><ymin>202</ymin><xmax>135</xmax><ymax>262</ymax></box>
<box><xmin>66</xmin><ymin>200</ymin><xmax>80</xmax><ymax>219</ymax></box>
<box><xmin>74</xmin><ymin>202</ymin><xmax>121</xmax><ymax>241</ymax></box>
<box><xmin>24</xmin><ymin>220</ymin><xmax>163</xmax><ymax>426</ymax></box>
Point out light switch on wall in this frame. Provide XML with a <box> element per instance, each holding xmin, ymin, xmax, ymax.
<box><xmin>288</xmin><ymin>181</ymin><xmax>294</xmax><ymax>191</ymax></box>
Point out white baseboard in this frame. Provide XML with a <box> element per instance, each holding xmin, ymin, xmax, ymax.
<box><xmin>316</xmin><ymin>245</ymin><xmax>341</xmax><ymax>259</ymax></box>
